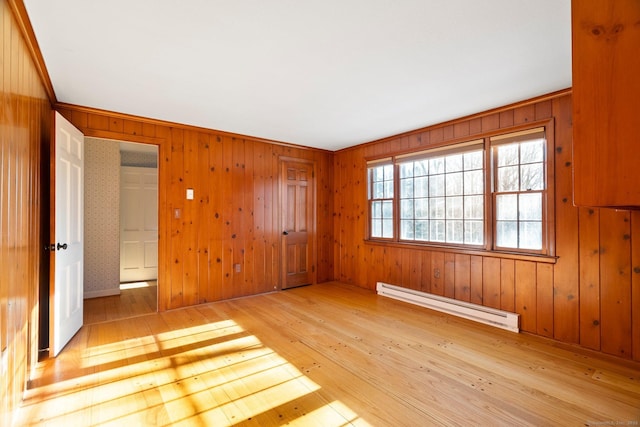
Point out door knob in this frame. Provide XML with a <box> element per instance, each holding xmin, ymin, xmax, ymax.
<box><xmin>282</xmin><ymin>231</ymin><xmax>289</xmax><ymax>235</ymax></box>
<box><xmin>57</xmin><ymin>242</ymin><xmax>68</xmax><ymax>250</ymax></box>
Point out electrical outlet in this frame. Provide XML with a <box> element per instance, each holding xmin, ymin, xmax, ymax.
<box><xmin>434</xmin><ymin>268</ymin><xmax>440</xmax><ymax>279</ymax></box>
<box><xmin>234</xmin><ymin>263</ymin><xmax>241</xmax><ymax>273</ymax></box>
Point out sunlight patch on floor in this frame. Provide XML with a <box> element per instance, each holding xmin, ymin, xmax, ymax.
<box><xmin>120</xmin><ymin>281</ymin><xmax>154</xmax><ymax>290</ymax></box>
<box><xmin>19</xmin><ymin>318</ymin><xmax>364</xmax><ymax>426</ymax></box>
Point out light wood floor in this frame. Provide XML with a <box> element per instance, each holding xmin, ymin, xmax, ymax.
<box><xmin>83</xmin><ymin>282</ymin><xmax>157</xmax><ymax>325</ymax></box>
<box><xmin>18</xmin><ymin>282</ymin><xmax>640</xmax><ymax>426</ymax></box>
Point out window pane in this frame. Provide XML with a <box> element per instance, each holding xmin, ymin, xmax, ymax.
<box><xmin>415</xmin><ymin>198</ymin><xmax>428</xmax><ymax>218</ymax></box>
<box><xmin>497</xmin><ymin>144</ymin><xmax>519</xmax><ymax>166</ymax></box>
<box><xmin>430</xmin><ymin>220</ymin><xmax>445</xmax><ymax>242</ymax></box>
<box><xmin>430</xmin><ymin>197</ymin><xmax>445</xmax><ymax>219</ymax></box>
<box><xmin>382</xmin><ymin>219</ymin><xmax>393</xmax><ymax>238</ymax></box>
<box><xmin>374</xmin><ymin>166</ymin><xmax>384</xmax><ymax>181</ymax></box>
<box><xmin>464</xmin><ymin>195</ymin><xmax>484</xmax><ymax>220</ymax></box>
<box><xmin>446</xmin><ymin>196</ymin><xmax>463</xmax><ymax>219</ymax></box>
<box><xmin>464</xmin><ymin>220</ymin><xmax>484</xmax><ymax>245</ymax></box>
<box><xmin>429</xmin><ymin>157</ymin><xmax>445</xmax><ymax>174</ymax></box>
<box><xmin>415</xmin><ymin>220</ymin><xmax>429</xmax><ymax>240</ymax></box>
<box><xmin>446</xmin><ymin>154</ymin><xmax>463</xmax><ymax>173</ymax></box>
<box><xmin>401</xmin><ymin>199</ymin><xmax>414</xmax><ymax>219</ymax></box>
<box><xmin>383</xmin><ymin>164</ymin><xmax>394</xmax><ymax>180</ymax></box>
<box><xmin>429</xmin><ymin>174</ymin><xmax>445</xmax><ymax>197</ymax></box>
<box><xmin>382</xmin><ymin>200</ymin><xmax>393</xmax><ymax>218</ymax></box>
<box><xmin>384</xmin><ymin>180</ymin><xmax>394</xmax><ymax>198</ymax></box>
<box><xmin>497</xmin><ymin>166</ymin><xmax>519</xmax><ymax>192</ymax></box>
<box><xmin>446</xmin><ymin>220</ymin><xmax>464</xmax><ymax>243</ymax></box>
<box><xmin>520</xmin><ymin>139</ymin><xmax>544</xmax><ymax>164</ymax></box>
<box><xmin>371</xmin><ymin>202</ymin><xmax>382</xmax><ymax>219</ymax></box>
<box><xmin>496</xmin><ymin>221</ymin><xmax>518</xmax><ymax>248</ymax></box>
<box><xmin>496</xmin><ymin>194</ymin><xmax>518</xmax><ymax>220</ymax></box>
<box><xmin>400</xmin><ymin>163</ymin><xmax>413</xmax><ymax>178</ymax></box>
<box><xmin>464</xmin><ymin>150</ymin><xmax>483</xmax><ymax>170</ymax></box>
<box><xmin>464</xmin><ymin>170</ymin><xmax>483</xmax><ymax>195</ymax></box>
<box><xmin>520</xmin><ymin>163</ymin><xmax>544</xmax><ymax>191</ymax></box>
<box><xmin>400</xmin><ymin>178</ymin><xmax>413</xmax><ymax>198</ymax></box>
<box><xmin>373</xmin><ymin>182</ymin><xmax>384</xmax><ymax>199</ymax></box>
<box><xmin>415</xmin><ymin>176</ymin><xmax>428</xmax><ymax>197</ymax></box>
<box><xmin>401</xmin><ymin>220</ymin><xmax>414</xmax><ymax>240</ymax></box>
<box><xmin>415</xmin><ymin>160</ymin><xmax>428</xmax><ymax>176</ymax></box>
<box><xmin>520</xmin><ymin>221</ymin><xmax>542</xmax><ymax>249</ymax></box>
<box><xmin>372</xmin><ymin>219</ymin><xmax>382</xmax><ymax>237</ymax></box>
<box><xmin>446</xmin><ymin>172</ymin><xmax>463</xmax><ymax>196</ymax></box>
<box><xmin>519</xmin><ymin>193</ymin><xmax>542</xmax><ymax>220</ymax></box>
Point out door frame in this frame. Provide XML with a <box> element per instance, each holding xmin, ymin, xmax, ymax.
<box><xmin>278</xmin><ymin>156</ymin><xmax>317</xmax><ymax>290</ymax></box>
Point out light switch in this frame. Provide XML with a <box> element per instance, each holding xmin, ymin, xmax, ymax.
<box><xmin>186</xmin><ymin>188</ymin><xmax>194</xmax><ymax>200</ymax></box>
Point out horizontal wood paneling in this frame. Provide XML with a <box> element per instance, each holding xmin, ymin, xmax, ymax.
<box><xmin>1</xmin><ymin>0</ymin><xmax>51</xmax><ymax>424</ymax></box>
<box><xmin>333</xmin><ymin>92</ymin><xmax>640</xmax><ymax>361</ymax></box>
<box><xmin>56</xmin><ymin>105</ymin><xmax>335</xmax><ymax>312</ymax></box>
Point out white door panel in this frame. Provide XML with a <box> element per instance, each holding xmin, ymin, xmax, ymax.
<box><xmin>52</xmin><ymin>112</ymin><xmax>84</xmax><ymax>357</ymax></box>
<box><xmin>120</xmin><ymin>166</ymin><xmax>158</xmax><ymax>282</ymax></box>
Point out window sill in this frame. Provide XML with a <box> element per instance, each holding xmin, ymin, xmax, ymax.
<box><xmin>363</xmin><ymin>239</ymin><xmax>558</xmax><ymax>264</ymax></box>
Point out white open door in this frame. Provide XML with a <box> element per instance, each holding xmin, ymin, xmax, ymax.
<box><xmin>50</xmin><ymin>112</ymin><xmax>84</xmax><ymax>357</ymax></box>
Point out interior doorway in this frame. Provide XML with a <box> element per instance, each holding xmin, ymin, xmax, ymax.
<box><xmin>83</xmin><ymin>138</ymin><xmax>158</xmax><ymax>324</ymax></box>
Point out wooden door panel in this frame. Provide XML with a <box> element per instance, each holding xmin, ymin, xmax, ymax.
<box><xmin>281</xmin><ymin>160</ymin><xmax>314</xmax><ymax>289</ymax></box>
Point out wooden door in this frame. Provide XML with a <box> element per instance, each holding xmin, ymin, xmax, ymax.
<box><xmin>120</xmin><ymin>166</ymin><xmax>158</xmax><ymax>282</ymax></box>
<box><xmin>50</xmin><ymin>112</ymin><xmax>84</xmax><ymax>356</ymax></box>
<box><xmin>281</xmin><ymin>159</ymin><xmax>315</xmax><ymax>289</ymax></box>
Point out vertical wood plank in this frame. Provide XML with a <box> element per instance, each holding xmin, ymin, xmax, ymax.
<box><xmin>515</xmin><ymin>260</ymin><xmax>537</xmax><ymax>333</ymax></box>
<box><xmin>408</xmin><ymin>249</ymin><xmax>422</xmax><ymax>291</ymax></box>
<box><xmin>420</xmin><ymin>251</ymin><xmax>432</xmax><ymax>293</ymax></box>
<box><xmin>243</xmin><ymin>139</ymin><xmax>255</xmax><ymax>295</ymax></box>
<box><xmin>632</xmin><ymin>211</ymin><xmax>640</xmax><ymax>362</ymax></box>
<box><xmin>536</xmin><ymin>263</ymin><xmax>554</xmax><ymax>338</ymax></box>
<box><xmin>599</xmin><ymin>209</ymin><xmax>632</xmax><ymax>358</ymax></box>
<box><xmin>196</xmin><ymin>132</ymin><xmax>211</xmax><ymax>304</ymax></box>
<box><xmin>182</xmin><ymin>131</ymin><xmax>198</xmax><ymax>306</ymax></box>
<box><xmin>578</xmin><ymin>207</ymin><xmax>601</xmax><ymax>350</ymax></box>
<box><xmin>469</xmin><ymin>255</ymin><xmax>483</xmax><ymax>305</ymax></box>
<box><xmin>208</xmin><ymin>134</ymin><xmax>223</xmax><ymax>302</ymax></box>
<box><xmin>169</xmin><ymin>128</ymin><xmax>185</xmax><ymax>308</ymax></box>
<box><xmin>500</xmin><ymin>259</ymin><xmax>515</xmax><ymax>312</ymax></box>
<box><xmin>483</xmin><ymin>257</ymin><xmax>501</xmax><ymax>309</ymax></box>
<box><xmin>454</xmin><ymin>254</ymin><xmax>470</xmax><ymax>302</ymax></box>
<box><xmin>431</xmin><ymin>252</ymin><xmax>444</xmax><ymax>296</ymax></box>
<box><xmin>552</xmin><ymin>95</ymin><xmax>580</xmax><ymax>344</ymax></box>
<box><xmin>221</xmin><ymin>135</ymin><xmax>235</xmax><ymax>299</ymax></box>
<box><xmin>444</xmin><ymin>253</ymin><xmax>455</xmax><ymax>298</ymax></box>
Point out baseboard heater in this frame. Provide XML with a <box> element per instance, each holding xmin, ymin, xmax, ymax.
<box><xmin>376</xmin><ymin>282</ymin><xmax>520</xmax><ymax>333</ymax></box>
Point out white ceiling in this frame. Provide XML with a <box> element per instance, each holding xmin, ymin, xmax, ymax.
<box><xmin>24</xmin><ymin>0</ymin><xmax>571</xmax><ymax>151</ymax></box>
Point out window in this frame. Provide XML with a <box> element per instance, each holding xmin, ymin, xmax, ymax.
<box><xmin>366</xmin><ymin>126</ymin><xmax>552</xmax><ymax>256</ymax></box>
<box><xmin>368</xmin><ymin>162</ymin><xmax>394</xmax><ymax>239</ymax></box>
<box><xmin>398</xmin><ymin>143</ymin><xmax>484</xmax><ymax>245</ymax></box>
<box><xmin>492</xmin><ymin>128</ymin><xmax>546</xmax><ymax>252</ymax></box>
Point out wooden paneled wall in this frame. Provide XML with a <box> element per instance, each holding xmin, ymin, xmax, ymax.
<box><xmin>55</xmin><ymin>105</ymin><xmax>335</xmax><ymax>311</ymax></box>
<box><xmin>333</xmin><ymin>91</ymin><xmax>640</xmax><ymax>362</ymax></box>
<box><xmin>0</xmin><ymin>0</ymin><xmax>52</xmax><ymax>424</ymax></box>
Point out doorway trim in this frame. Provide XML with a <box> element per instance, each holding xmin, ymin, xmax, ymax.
<box><xmin>75</xmin><ymin>129</ymin><xmax>165</xmax><ymax>310</ymax></box>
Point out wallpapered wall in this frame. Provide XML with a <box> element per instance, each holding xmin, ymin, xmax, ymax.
<box><xmin>84</xmin><ymin>137</ymin><xmax>121</xmax><ymax>298</ymax></box>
